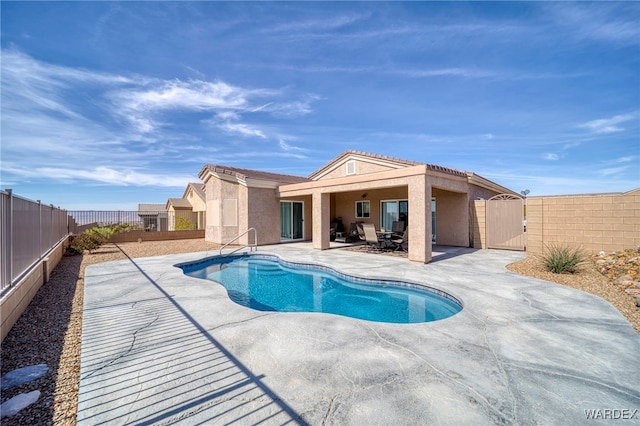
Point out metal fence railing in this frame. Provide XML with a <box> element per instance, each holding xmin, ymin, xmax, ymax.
<box><xmin>1</xmin><ymin>189</ymin><xmax>70</xmax><ymax>295</ymax></box>
<box><xmin>68</xmin><ymin>210</ymin><xmax>204</xmax><ymax>233</ymax></box>
<box><xmin>1</xmin><ymin>193</ymin><xmax>207</xmax><ymax>295</ymax></box>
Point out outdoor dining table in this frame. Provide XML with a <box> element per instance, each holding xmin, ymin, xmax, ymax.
<box><xmin>376</xmin><ymin>231</ymin><xmax>394</xmax><ymax>249</ymax></box>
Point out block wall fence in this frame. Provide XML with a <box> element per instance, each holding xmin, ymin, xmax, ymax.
<box><xmin>1</xmin><ymin>237</ymin><xmax>69</xmax><ymax>341</ymax></box>
<box><xmin>470</xmin><ymin>189</ymin><xmax>640</xmax><ymax>255</ymax></box>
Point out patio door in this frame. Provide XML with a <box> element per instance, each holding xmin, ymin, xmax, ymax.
<box><xmin>380</xmin><ymin>200</ymin><xmax>408</xmax><ymax>232</ymax></box>
<box><xmin>280</xmin><ymin>201</ymin><xmax>304</xmax><ymax>241</ymax></box>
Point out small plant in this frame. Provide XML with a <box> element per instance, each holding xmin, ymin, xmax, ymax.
<box><xmin>70</xmin><ymin>232</ymin><xmax>106</xmax><ymax>254</ymax></box>
<box><xmin>175</xmin><ymin>216</ymin><xmax>196</xmax><ymax>231</ymax></box>
<box><xmin>541</xmin><ymin>244</ymin><xmax>587</xmax><ymax>274</ymax></box>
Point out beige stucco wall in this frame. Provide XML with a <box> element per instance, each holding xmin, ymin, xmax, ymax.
<box><xmin>526</xmin><ymin>189</ymin><xmax>640</xmax><ymax>255</ymax></box>
<box><xmin>434</xmin><ymin>191</ymin><xmax>469</xmax><ymax>246</ymax></box>
<box><xmin>318</xmin><ymin>159</ymin><xmax>398</xmax><ymax>180</ymax></box>
<box><xmin>204</xmin><ymin>175</ymin><xmax>310</xmax><ymax>246</ymax></box>
<box><xmin>204</xmin><ymin>177</ymin><xmax>242</xmax><ymax>244</ymax></box>
<box><xmin>186</xmin><ymin>188</ymin><xmax>206</xmax><ymax>212</ymax></box>
<box><xmin>247</xmin><ymin>187</ymin><xmax>281</xmax><ymax>245</ymax></box>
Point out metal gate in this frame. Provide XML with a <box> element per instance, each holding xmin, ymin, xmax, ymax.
<box><xmin>486</xmin><ymin>194</ymin><xmax>525</xmax><ymax>251</ymax></box>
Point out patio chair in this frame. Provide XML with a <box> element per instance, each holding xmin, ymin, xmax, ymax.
<box><xmin>355</xmin><ymin>222</ymin><xmax>367</xmax><ymax>242</ymax></box>
<box><xmin>391</xmin><ymin>220</ymin><xmax>405</xmax><ymax>236</ymax></box>
<box><xmin>390</xmin><ymin>229</ymin><xmax>408</xmax><ymax>252</ymax></box>
<box><xmin>361</xmin><ymin>223</ymin><xmax>385</xmax><ymax>251</ymax></box>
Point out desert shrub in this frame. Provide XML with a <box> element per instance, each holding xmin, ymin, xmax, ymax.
<box><xmin>541</xmin><ymin>244</ymin><xmax>587</xmax><ymax>274</ymax></box>
<box><xmin>70</xmin><ymin>232</ymin><xmax>106</xmax><ymax>254</ymax></box>
<box><xmin>87</xmin><ymin>223</ymin><xmax>133</xmax><ymax>240</ymax></box>
<box><xmin>175</xmin><ymin>216</ymin><xmax>196</xmax><ymax>231</ymax></box>
<box><xmin>87</xmin><ymin>226</ymin><xmax>115</xmax><ymax>240</ymax></box>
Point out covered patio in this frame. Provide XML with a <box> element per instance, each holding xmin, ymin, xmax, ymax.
<box><xmin>279</xmin><ymin>163</ymin><xmax>479</xmax><ymax>263</ymax></box>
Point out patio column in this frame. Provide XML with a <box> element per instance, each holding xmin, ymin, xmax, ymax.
<box><xmin>408</xmin><ymin>175</ymin><xmax>432</xmax><ymax>263</ymax></box>
<box><xmin>312</xmin><ymin>191</ymin><xmax>330</xmax><ymax>250</ymax></box>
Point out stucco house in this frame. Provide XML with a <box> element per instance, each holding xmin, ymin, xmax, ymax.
<box><xmin>166</xmin><ymin>183</ymin><xmax>206</xmax><ymax>231</ymax></box>
<box><xmin>198</xmin><ymin>150</ymin><xmax>517</xmax><ymax>263</ymax></box>
<box><xmin>137</xmin><ymin>203</ymin><xmax>168</xmax><ymax>231</ymax></box>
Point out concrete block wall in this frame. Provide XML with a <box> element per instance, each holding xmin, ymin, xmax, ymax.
<box><xmin>470</xmin><ymin>200</ymin><xmax>487</xmax><ymax>249</ymax></box>
<box><xmin>109</xmin><ymin>229</ymin><xmax>205</xmax><ymax>243</ymax></box>
<box><xmin>526</xmin><ymin>189</ymin><xmax>640</xmax><ymax>255</ymax></box>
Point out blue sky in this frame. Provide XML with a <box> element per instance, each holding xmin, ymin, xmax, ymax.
<box><xmin>1</xmin><ymin>1</ymin><xmax>638</xmax><ymax>210</ymax></box>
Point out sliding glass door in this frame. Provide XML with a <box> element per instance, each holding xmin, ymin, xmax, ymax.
<box><xmin>381</xmin><ymin>198</ymin><xmax>436</xmax><ymax>242</ymax></box>
<box><xmin>280</xmin><ymin>201</ymin><xmax>304</xmax><ymax>240</ymax></box>
<box><xmin>380</xmin><ymin>200</ymin><xmax>408</xmax><ymax>232</ymax></box>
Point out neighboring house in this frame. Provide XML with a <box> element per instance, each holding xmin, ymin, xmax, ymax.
<box><xmin>137</xmin><ymin>204</ymin><xmax>168</xmax><ymax>231</ymax></box>
<box><xmin>183</xmin><ymin>182</ymin><xmax>206</xmax><ymax>229</ymax></box>
<box><xmin>199</xmin><ymin>150</ymin><xmax>517</xmax><ymax>263</ymax></box>
<box><xmin>165</xmin><ymin>183</ymin><xmax>207</xmax><ymax>231</ymax></box>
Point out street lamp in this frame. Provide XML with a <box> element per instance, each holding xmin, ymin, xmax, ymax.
<box><xmin>520</xmin><ymin>189</ymin><xmax>530</xmax><ymax>232</ymax></box>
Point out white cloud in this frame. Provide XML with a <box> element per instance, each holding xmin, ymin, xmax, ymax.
<box><xmin>543</xmin><ymin>153</ymin><xmax>560</xmax><ymax>161</ymax></box>
<box><xmin>207</xmin><ymin>111</ymin><xmax>267</xmax><ymax>139</ymax></box>
<box><xmin>278</xmin><ymin>140</ymin><xmax>308</xmax><ymax>158</ymax></box>
<box><xmin>545</xmin><ymin>3</ymin><xmax>640</xmax><ymax>45</ymax></box>
<box><xmin>4</xmin><ymin>164</ymin><xmax>192</xmax><ymax>187</ymax></box>
<box><xmin>597</xmin><ymin>166</ymin><xmax>629</xmax><ymax>177</ymax></box>
<box><xmin>579</xmin><ymin>113</ymin><xmax>637</xmax><ymax>134</ymax></box>
<box><xmin>111</xmin><ymin>80</ymin><xmax>264</xmax><ymax>113</ymax></box>
<box><xmin>402</xmin><ymin>67</ymin><xmax>497</xmax><ymax>78</ymax></box>
<box><xmin>218</xmin><ymin>122</ymin><xmax>267</xmax><ymax>139</ymax></box>
<box><xmin>1</xmin><ymin>49</ymin><xmax>319</xmax><ymax>187</ymax></box>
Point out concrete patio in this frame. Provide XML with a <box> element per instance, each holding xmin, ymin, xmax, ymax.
<box><xmin>77</xmin><ymin>244</ymin><xmax>640</xmax><ymax>425</ymax></box>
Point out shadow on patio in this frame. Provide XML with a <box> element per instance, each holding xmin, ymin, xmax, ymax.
<box><xmin>77</xmin><ymin>249</ymin><xmax>308</xmax><ymax>425</ymax></box>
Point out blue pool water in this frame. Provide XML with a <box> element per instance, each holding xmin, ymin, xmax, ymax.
<box><xmin>178</xmin><ymin>255</ymin><xmax>462</xmax><ymax>324</ymax></box>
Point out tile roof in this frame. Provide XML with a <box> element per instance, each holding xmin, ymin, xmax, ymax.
<box><xmin>199</xmin><ymin>164</ymin><xmax>310</xmax><ymax>184</ymax></box>
<box><xmin>308</xmin><ymin>149</ymin><xmax>468</xmax><ymax>179</ymax></box>
<box><xmin>185</xmin><ymin>182</ymin><xmax>205</xmax><ymax>199</ymax></box>
<box><xmin>167</xmin><ymin>198</ymin><xmax>193</xmax><ymax>208</ymax></box>
<box><xmin>138</xmin><ymin>203</ymin><xmax>166</xmax><ymax>212</ymax></box>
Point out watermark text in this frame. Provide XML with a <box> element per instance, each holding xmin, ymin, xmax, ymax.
<box><xmin>584</xmin><ymin>409</ymin><xmax>638</xmax><ymax>420</ymax></box>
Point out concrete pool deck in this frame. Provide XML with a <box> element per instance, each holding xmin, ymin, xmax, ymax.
<box><xmin>78</xmin><ymin>244</ymin><xmax>640</xmax><ymax>425</ymax></box>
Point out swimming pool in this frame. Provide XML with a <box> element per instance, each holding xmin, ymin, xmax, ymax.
<box><xmin>178</xmin><ymin>254</ymin><xmax>462</xmax><ymax>324</ymax></box>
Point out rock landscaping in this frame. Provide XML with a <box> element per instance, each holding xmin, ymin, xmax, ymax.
<box><xmin>593</xmin><ymin>248</ymin><xmax>640</xmax><ymax>306</ymax></box>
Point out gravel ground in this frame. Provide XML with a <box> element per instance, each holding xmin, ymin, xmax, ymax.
<box><xmin>1</xmin><ymin>240</ymin><xmax>638</xmax><ymax>424</ymax></box>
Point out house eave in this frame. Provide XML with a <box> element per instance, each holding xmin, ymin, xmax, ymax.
<box><xmin>466</xmin><ymin>172</ymin><xmax>518</xmax><ymax>195</ymax></box>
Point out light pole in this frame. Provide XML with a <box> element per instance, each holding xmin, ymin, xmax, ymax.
<box><xmin>520</xmin><ymin>190</ymin><xmax>530</xmax><ymax>232</ymax></box>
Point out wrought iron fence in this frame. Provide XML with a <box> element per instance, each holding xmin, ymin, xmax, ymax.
<box><xmin>67</xmin><ymin>210</ymin><xmax>203</xmax><ymax>232</ymax></box>
<box><xmin>1</xmin><ymin>192</ymin><xmax>207</xmax><ymax>294</ymax></box>
<box><xmin>1</xmin><ymin>189</ymin><xmax>70</xmax><ymax>294</ymax></box>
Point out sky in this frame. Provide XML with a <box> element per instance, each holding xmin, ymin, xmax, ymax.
<box><xmin>1</xmin><ymin>1</ymin><xmax>639</xmax><ymax>210</ymax></box>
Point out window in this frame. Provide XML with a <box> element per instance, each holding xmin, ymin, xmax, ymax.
<box><xmin>356</xmin><ymin>200</ymin><xmax>370</xmax><ymax>218</ymax></box>
<box><xmin>380</xmin><ymin>200</ymin><xmax>408</xmax><ymax>232</ymax></box>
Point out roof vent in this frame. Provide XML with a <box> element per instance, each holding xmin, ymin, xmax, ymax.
<box><xmin>346</xmin><ymin>160</ymin><xmax>356</xmax><ymax>175</ymax></box>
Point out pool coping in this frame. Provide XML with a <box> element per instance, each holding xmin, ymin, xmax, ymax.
<box><xmin>78</xmin><ymin>244</ymin><xmax>640</xmax><ymax>425</ymax></box>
